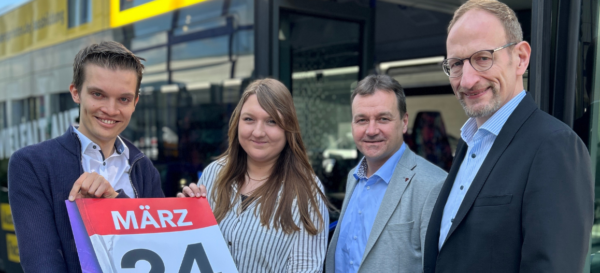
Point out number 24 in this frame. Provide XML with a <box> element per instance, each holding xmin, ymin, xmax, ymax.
<box><xmin>121</xmin><ymin>243</ymin><xmax>220</xmax><ymax>273</ymax></box>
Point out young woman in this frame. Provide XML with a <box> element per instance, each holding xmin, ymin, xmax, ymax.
<box><xmin>178</xmin><ymin>78</ymin><xmax>329</xmax><ymax>273</ymax></box>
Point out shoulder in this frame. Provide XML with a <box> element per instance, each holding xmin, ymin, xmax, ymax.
<box><xmin>523</xmin><ymin>109</ymin><xmax>573</xmax><ymax>135</ymax></box>
<box><xmin>132</xmin><ymin>154</ymin><xmax>157</xmax><ymax>174</ymax></box>
<box><xmin>533</xmin><ymin>125</ymin><xmax>585</xmax><ymax>155</ymax></box>
<box><xmin>120</xmin><ymin>137</ymin><xmax>156</xmax><ymax>170</ymax></box>
<box><xmin>345</xmin><ymin>164</ymin><xmax>358</xmax><ymax>182</ymax></box>
<box><xmin>312</xmin><ymin>175</ymin><xmax>326</xmax><ymax>194</ymax></box>
<box><xmin>403</xmin><ymin>153</ymin><xmax>446</xmax><ymax>205</ymax></box>
<box><xmin>519</xmin><ymin>109</ymin><xmax>584</xmax><ymax>150</ymax></box>
<box><xmin>123</xmin><ymin>140</ymin><xmax>155</xmax><ymax>171</ymax></box>
<box><xmin>11</xmin><ymin>139</ymin><xmax>65</xmax><ymax>165</ymax></box>
<box><xmin>120</xmin><ymin>136</ymin><xmax>144</xmax><ymax>159</ymax></box>
<box><xmin>402</xmin><ymin>151</ymin><xmax>447</xmax><ymax>198</ymax></box>
<box><xmin>347</xmin><ymin>166</ymin><xmax>357</xmax><ymax>177</ymax></box>
<box><xmin>199</xmin><ymin>159</ymin><xmax>227</xmax><ymax>191</ymax></box>
<box><xmin>9</xmin><ymin>139</ymin><xmax>71</xmax><ymax>190</ymax></box>
<box><xmin>411</xmin><ymin>151</ymin><xmax>448</xmax><ymax>183</ymax></box>
<box><xmin>204</xmin><ymin>160</ymin><xmax>226</xmax><ymax>176</ymax></box>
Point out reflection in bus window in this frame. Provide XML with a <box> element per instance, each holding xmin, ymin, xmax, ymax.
<box><xmin>120</xmin><ymin>0</ymin><xmax>155</xmax><ymax>11</ymax></box>
<box><xmin>68</xmin><ymin>0</ymin><xmax>91</xmax><ymax>28</ymax></box>
<box><xmin>583</xmin><ymin>0</ymin><xmax>600</xmax><ymax>270</ymax></box>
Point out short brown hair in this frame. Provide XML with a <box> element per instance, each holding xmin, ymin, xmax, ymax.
<box><xmin>351</xmin><ymin>74</ymin><xmax>407</xmax><ymax>116</ymax></box>
<box><xmin>448</xmin><ymin>0</ymin><xmax>523</xmax><ymax>43</ymax></box>
<box><xmin>72</xmin><ymin>41</ymin><xmax>145</xmax><ymax>97</ymax></box>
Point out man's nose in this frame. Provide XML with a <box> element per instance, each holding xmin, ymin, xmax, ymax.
<box><xmin>459</xmin><ymin>60</ymin><xmax>480</xmax><ymax>90</ymax></box>
<box><xmin>101</xmin><ymin>100</ymin><xmax>119</xmax><ymax>116</ymax></box>
<box><xmin>365</xmin><ymin>120</ymin><xmax>379</xmax><ymax>136</ymax></box>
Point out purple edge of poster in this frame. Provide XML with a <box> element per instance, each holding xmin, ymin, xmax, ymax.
<box><xmin>65</xmin><ymin>200</ymin><xmax>103</xmax><ymax>273</ymax></box>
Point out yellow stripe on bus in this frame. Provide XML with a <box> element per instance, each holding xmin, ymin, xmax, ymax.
<box><xmin>110</xmin><ymin>0</ymin><xmax>209</xmax><ymax>28</ymax></box>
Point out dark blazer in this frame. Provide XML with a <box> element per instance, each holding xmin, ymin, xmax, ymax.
<box><xmin>8</xmin><ymin>126</ymin><xmax>165</xmax><ymax>273</ymax></box>
<box><xmin>423</xmin><ymin>93</ymin><xmax>594</xmax><ymax>273</ymax></box>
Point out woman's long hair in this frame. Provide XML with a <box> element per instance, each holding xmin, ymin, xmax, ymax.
<box><xmin>212</xmin><ymin>78</ymin><xmax>328</xmax><ymax>235</ymax></box>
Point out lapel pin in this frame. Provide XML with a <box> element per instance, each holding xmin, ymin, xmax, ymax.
<box><xmin>405</xmin><ymin>178</ymin><xmax>409</xmax><ymax>182</ymax></box>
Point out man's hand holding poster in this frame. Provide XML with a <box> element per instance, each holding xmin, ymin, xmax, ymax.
<box><xmin>66</xmin><ymin>197</ymin><xmax>238</xmax><ymax>273</ymax></box>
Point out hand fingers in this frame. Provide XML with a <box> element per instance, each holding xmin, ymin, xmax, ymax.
<box><xmin>101</xmin><ymin>184</ymin><xmax>115</xmax><ymax>198</ymax></box>
<box><xmin>95</xmin><ymin>181</ymin><xmax>110</xmax><ymax>198</ymax></box>
<box><xmin>182</xmin><ymin>186</ymin><xmax>194</xmax><ymax>197</ymax></box>
<box><xmin>199</xmin><ymin>185</ymin><xmax>207</xmax><ymax>197</ymax></box>
<box><xmin>79</xmin><ymin>172</ymin><xmax>99</xmax><ymax>197</ymax></box>
<box><xmin>188</xmin><ymin>183</ymin><xmax>207</xmax><ymax>197</ymax></box>
<box><xmin>87</xmin><ymin>174</ymin><xmax>104</xmax><ymax>198</ymax></box>
<box><xmin>69</xmin><ymin>173</ymin><xmax>89</xmax><ymax>201</ymax></box>
<box><xmin>189</xmin><ymin>183</ymin><xmax>202</xmax><ymax>197</ymax></box>
<box><xmin>176</xmin><ymin>192</ymin><xmax>185</xmax><ymax>198</ymax></box>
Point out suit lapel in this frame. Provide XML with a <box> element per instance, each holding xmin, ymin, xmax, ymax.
<box><xmin>340</xmin><ymin>172</ymin><xmax>360</xmax><ymax>218</ymax></box>
<box><xmin>327</xmin><ymin>167</ymin><xmax>360</xmax><ymax>265</ymax></box>
<box><xmin>423</xmin><ymin>140</ymin><xmax>467</xmax><ymax>271</ymax></box>
<box><xmin>361</xmin><ymin>148</ymin><xmax>417</xmax><ymax>263</ymax></box>
<box><xmin>443</xmin><ymin>93</ymin><xmax>538</xmax><ymax>244</ymax></box>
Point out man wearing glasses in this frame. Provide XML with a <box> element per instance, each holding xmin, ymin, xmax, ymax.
<box><xmin>423</xmin><ymin>0</ymin><xmax>593</xmax><ymax>272</ymax></box>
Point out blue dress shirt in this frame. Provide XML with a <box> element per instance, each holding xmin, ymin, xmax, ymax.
<box><xmin>438</xmin><ymin>91</ymin><xmax>526</xmax><ymax>250</ymax></box>
<box><xmin>335</xmin><ymin>143</ymin><xmax>406</xmax><ymax>273</ymax></box>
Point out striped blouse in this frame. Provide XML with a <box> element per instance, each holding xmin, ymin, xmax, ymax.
<box><xmin>199</xmin><ymin>160</ymin><xmax>329</xmax><ymax>273</ymax></box>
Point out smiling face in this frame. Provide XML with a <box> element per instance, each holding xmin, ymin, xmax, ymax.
<box><xmin>69</xmin><ymin>64</ymin><xmax>139</xmax><ymax>148</ymax></box>
<box><xmin>352</xmin><ymin>89</ymin><xmax>408</xmax><ymax>171</ymax></box>
<box><xmin>238</xmin><ymin>94</ymin><xmax>287</xmax><ymax>164</ymax></box>
<box><xmin>447</xmin><ymin>9</ymin><xmax>528</xmax><ymax>125</ymax></box>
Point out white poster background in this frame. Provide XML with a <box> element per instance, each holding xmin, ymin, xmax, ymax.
<box><xmin>90</xmin><ymin>225</ymin><xmax>238</xmax><ymax>273</ymax></box>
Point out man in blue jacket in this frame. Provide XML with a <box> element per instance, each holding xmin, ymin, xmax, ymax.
<box><xmin>8</xmin><ymin>41</ymin><xmax>165</xmax><ymax>272</ymax></box>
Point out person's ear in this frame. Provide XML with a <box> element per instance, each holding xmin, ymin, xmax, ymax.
<box><xmin>69</xmin><ymin>84</ymin><xmax>81</xmax><ymax>104</ymax></box>
<box><xmin>515</xmin><ymin>41</ymin><xmax>531</xmax><ymax>76</ymax></box>
<box><xmin>134</xmin><ymin>95</ymin><xmax>140</xmax><ymax>107</ymax></box>
<box><xmin>402</xmin><ymin>113</ymin><xmax>409</xmax><ymax>134</ymax></box>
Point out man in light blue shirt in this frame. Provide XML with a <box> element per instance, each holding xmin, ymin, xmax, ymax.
<box><xmin>438</xmin><ymin>90</ymin><xmax>525</xmax><ymax>248</ymax></box>
<box><xmin>423</xmin><ymin>1</ymin><xmax>593</xmax><ymax>272</ymax></box>
<box><xmin>326</xmin><ymin>75</ymin><xmax>447</xmax><ymax>273</ymax></box>
<box><xmin>335</xmin><ymin>142</ymin><xmax>406</xmax><ymax>271</ymax></box>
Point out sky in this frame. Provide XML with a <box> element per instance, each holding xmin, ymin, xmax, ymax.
<box><xmin>0</xmin><ymin>0</ymin><xmax>30</xmax><ymax>16</ymax></box>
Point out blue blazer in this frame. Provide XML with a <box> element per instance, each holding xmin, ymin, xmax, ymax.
<box><xmin>8</xmin><ymin>126</ymin><xmax>165</xmax><ymax>273</ymax></box>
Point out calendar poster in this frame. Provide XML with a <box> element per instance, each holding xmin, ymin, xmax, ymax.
<box><xmin>66</xmin><ymin>197</ymin><xmax>238</xmax><ymax>273</ymax></box>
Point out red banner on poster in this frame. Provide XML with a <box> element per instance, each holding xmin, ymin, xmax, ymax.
<box><xmin>67</xmin><ymin>197</ymin><xmax>238</xmax><ymax>273</ymax></box>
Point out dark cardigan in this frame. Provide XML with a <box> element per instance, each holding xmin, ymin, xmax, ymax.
<box><xmin>8</xmin><ymin>126</ymin><xmax>165</xmax><ymax>272</ymax></box>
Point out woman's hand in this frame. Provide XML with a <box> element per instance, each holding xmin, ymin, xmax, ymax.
<box><xmin>176</xmin><ymin>183</ymin><xmax>207</xmax><ymax>198</ymax></box>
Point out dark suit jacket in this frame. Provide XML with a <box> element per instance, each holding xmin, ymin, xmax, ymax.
<box><xmin>423</xmin><ymin>93</ymin><xmax>594</xmax><ymax>273</ymax></box>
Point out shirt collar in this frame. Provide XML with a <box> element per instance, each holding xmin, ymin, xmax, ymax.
<box><xmin>115</xmin><ymin>136</ymin><xmax>129</xmax><ymax>159</ymax></box>
<box><xmin>353</xmin><ymin>142</ymin><xmax>406</xmax><ymax>184</ymax></box>
<box><xmin>73</xmin><ymin>126</ymin><xmax>129</xmax><ymax>159</ymax></box>
<box><xmin>460</xmin><ymin>90</ymin><xmax>526</xmax><ymax>143</ymax></box>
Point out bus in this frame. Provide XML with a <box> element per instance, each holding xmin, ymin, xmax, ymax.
<box><xmin>0</xmin><ymin>0</ymin><xmax>598</xmax><ymax>271</ymax></box>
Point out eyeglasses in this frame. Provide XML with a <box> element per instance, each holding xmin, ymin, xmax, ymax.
<box><xmin>442</xmin><ymin>42</ymin><xmax>517</xmax><ymax>78</ymax></box>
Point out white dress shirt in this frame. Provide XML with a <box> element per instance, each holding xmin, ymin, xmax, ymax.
<box><xmin>439</xmin><ymin>91</ymin><xmax>526</xmax><ymax>250</ymax></box>
<box><xmin>73</xmin><ymin>126</ymin><xmax>135</xmax><ymax>198</ymax></box>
